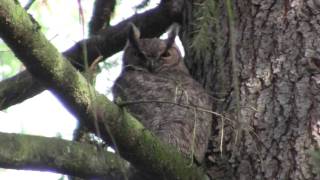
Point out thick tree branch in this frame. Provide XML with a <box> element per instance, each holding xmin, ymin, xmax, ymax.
<box><xmin>69</xmin><ymin>3</ymin><xmax>118</xmax><ymax>179</ymax></box>
<box><xmin>89</xmin><ymin>0</ymin><xmax>116</xmax><ymax>35</ymax></box>
<box><xmin>0</xmin><ymin>1</ymin><xmax>177</xmax><ymax>110</ymax></box>
<box><xmin>0</xmin><ymin>1</ymin><xmax>208</xmax><ymax>179</ymax></box>
<box><xmin>0</xmin><ymin>70</ymin><xmax>44</xmax><ymax>109</ymax></box>
<box><xmin>0</xmin><ymin>132</ymin><xmax>127</xmax><ymax>179</ymax></box>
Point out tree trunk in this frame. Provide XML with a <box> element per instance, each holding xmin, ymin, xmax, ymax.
<box><xmin>182</xmin><ymin>0</ymin><xmax>320</xmax><ymax>179</ymax></box>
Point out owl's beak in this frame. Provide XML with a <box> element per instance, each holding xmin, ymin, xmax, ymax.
<box><xmin>148</xmin><ymin>59</ymin><xmax>155</xmax><ymax>72</ymax></box>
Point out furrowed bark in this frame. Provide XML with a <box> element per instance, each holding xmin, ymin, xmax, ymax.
<box><xmin>182</xmin><ymin>0</ymin><xmax>320</xmax><ymax>179</ymax></box>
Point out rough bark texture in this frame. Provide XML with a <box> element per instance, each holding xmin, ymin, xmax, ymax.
<box><xmin>182</xmin><ymin>0</ymin><xmax>320</xmax><ymax>179</ymax></box>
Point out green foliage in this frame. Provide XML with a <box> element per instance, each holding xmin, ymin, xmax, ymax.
<box><xmin>0</xmin><ymin>43</ymin><xmax>22</xmax><ymax>80</ymax></box>
<box><xmin>99</xmin><ymin>58</ymin><xmax>119</xmax><ymax>70</ymax></box>
<box><xmin>57</xmin><ymin>175</ymin><xmax>66</xmax><ymax>180</ymax></box>
<box><xmin>310</xmin><ymin>150</ymin><xmax>320</xmax><ymax>172</ymax></box>
<box><xmin>0</xmin><ymin>0</ymin><xmax>58</xmax><ymax>81</ymax></box>
<box><xmin>191</xmin><ymin>0</ymin><xmax>217</xmax><ymax>59</ymax></box>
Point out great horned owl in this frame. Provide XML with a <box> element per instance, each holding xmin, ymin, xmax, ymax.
<box><xmin>112</xmin><ymin>24</ymin><xmax>212</xmax><ymax>163</ymax></box>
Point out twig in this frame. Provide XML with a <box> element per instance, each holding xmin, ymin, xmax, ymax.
<box><xmin>24</xmin><ymin>0</ymin><xmax>36</xmax><ymax>10</ymax></box>
<box><xmin>220</xmin><ymin>115</ymin><xmax>224</xmax><ymax>157</ymax></box>
<box><xmin>117</xmin><ymin>99</ymin><xmax>234</xmax><ymax>123</ymax></box>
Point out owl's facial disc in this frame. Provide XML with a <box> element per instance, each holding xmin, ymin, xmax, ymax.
<box><xmin>148</xmin><ymin>49</ymin><xmax>171</xmax><ymax>73</ymax></box>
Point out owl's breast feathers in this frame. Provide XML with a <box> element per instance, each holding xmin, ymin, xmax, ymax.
<box><xmin>112</xmin><ymin>70</ymin><xmax>212</xmax><ymax>163</ymax></box>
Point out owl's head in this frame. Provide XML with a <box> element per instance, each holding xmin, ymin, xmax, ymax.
<box><xmin>122</xmin><ymin>23</ymin><xmax>189</xmax><ymax>74</ymax></box>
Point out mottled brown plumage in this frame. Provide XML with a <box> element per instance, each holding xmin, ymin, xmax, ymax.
<box><xmin>112</xmin><ymin>24</ymin><xmax>212</xmax><ymax>163</ymax></box>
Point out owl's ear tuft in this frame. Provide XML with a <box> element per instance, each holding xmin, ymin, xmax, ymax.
<box><xmin>166</xmin><ymin>23</ymin><xmax>180</xmax><ymax>48</ymax></box>
<box><xmin>128</xmin><ymin>23</ymin><xmax>141</xmax><ymax>49</ymax></box>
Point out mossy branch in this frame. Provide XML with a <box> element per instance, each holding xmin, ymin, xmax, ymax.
<box><xmin>0</xmin><ymin>0</ymin><xmax>175</xmax><ymax>110</ymax></box>
<box><xmin>0</xmin><ymin>0</ymin><xmax>208</xmax><ymax>179</ymax></box>
<box><xmin>0</xmin><ymin>132</ymin><xmax>127</xmax><ymax>179</ymax></box>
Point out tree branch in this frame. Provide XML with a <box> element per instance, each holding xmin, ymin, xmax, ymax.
<box><xmin>0</xmin><ymin>1</ymin><xmax>175</xmax><ymax>110</ymax></box>
<box><xmin>24</xmin><ymin>0</ymin><xmax>36</xmax><ymax>10</ymax></box>
<box><xmin>0</xmin><ymin>132</ymin><xmax>128</xmax><ymax>179</ymax></box>
<box><xmin>89</xmin><ymin>0</ymin><xmax>116</xmax><ymax>35</ymax></box>
<box><xmin>0</xmin><ymin>70</ymin><xmax>44</xmax><ymax>109</ymax></box>
<box><xmin>0</xmin><ymin>1</ymin><xmax>208</xmax><ymax>179</ymax></box>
